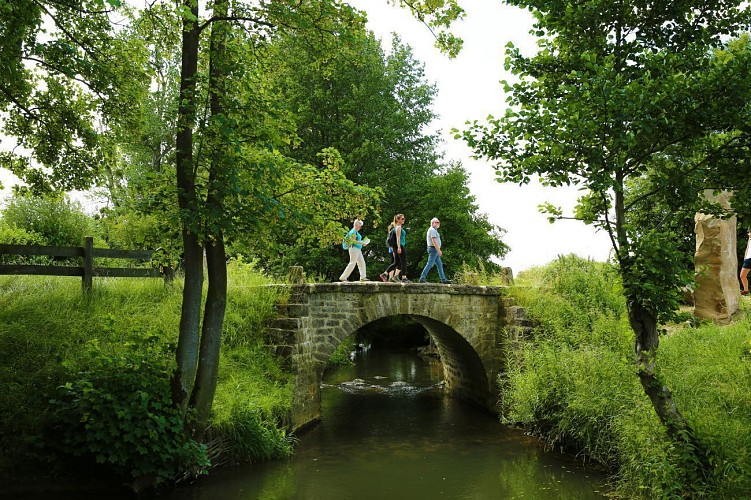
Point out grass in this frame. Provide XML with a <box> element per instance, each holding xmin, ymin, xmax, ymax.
<box><xmin>503</xmin><ymin>255</ymin><xmax>751</xmax><ymax>498</ymax></box>
<box><xmin>0</xmin><ymin>258</ymin><xmax>294</xmax><ymax>483</ymax></box>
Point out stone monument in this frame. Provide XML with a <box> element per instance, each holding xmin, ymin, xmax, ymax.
<box><xmin>694</xmin><ymin>190</ymin><xmax>738</xmax><ymax>323</ymax></box>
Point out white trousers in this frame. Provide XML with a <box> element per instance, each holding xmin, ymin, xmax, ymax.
<box><xmin>340</xmin><ymin>247</ymin><xmax>366</xmax><ymax>281</ymax></box>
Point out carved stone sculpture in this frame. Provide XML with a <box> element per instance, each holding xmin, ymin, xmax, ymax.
<box><xmin>694</xmin><ymin>190</ymin><xmax>738</xmax><ymax>323</ymax></box>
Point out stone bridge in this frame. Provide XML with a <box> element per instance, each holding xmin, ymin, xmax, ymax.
<box><xmin>265</xmin><ymin>282</ymin><xmax>530</xmax><ymax>430</ymax></box>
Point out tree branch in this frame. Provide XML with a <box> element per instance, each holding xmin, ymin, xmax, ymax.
<box><xmin>0</xmin><ymin>85</ymin><xmax>83</xmax><ymax>163</ymax></box>
<box><xmin>42</xmin><ymin>0</ymin><xmax>116</xmax><ymax>16</ymax></box>
<box><xmin>624</xmin><ymin>134</ymin><xmax>749</xmax><ymax>212</ymax></box>
<box><xmin>22</xmin><ymin>56</ymin><xmax>107</xmax><ymax>102</ymax></box>
<box><xmin>30</xmin><ymin>0</ymin><xmax>107</xmax><ymax>63</ymax></box>
<box><xmin>199</xmin><ymin>15</ymin><xmax>276</xmax><ymax>32</ymax></box>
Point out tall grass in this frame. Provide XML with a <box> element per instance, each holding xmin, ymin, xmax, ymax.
<box><xmin>0</xmin><ymin>275</ymin><xmax>182</xmax><ymax>477</ymax></box>
<box><xmin>211</xmin><ymin>259</ymin><xmax>294</xmax><ymax>463</ymax></box>
<box><xmin>0</xmin><ymin>258</ymin><xmax>294</xmax><ymax>485</ymax></box>
<box><xmin>504</xmin><ymin>254</ymin><xmax>751</xmax><ymax>497</ymax></box>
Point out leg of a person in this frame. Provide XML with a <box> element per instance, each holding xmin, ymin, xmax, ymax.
<box><xmin>355</xmin><ymin>248</ymin><xmax>366</xmax><ymax>280</ymax></box>
<box><xmin>399</xmin><ymin>248</ymin><xmax>407</xmax><ymax>279</ymax></box>
<box><xmin>741</xmin><ymin>266</ymin><xmax>750</xmax><ymax>292</ymax></box>
<box><xmin>385</xmin><ymin>248</ymin><xmax>398</xmax><ymax>274</ymax></box>
<box><xmin>340</xmin><ymin>248</ymin><xmax>358</xmax><ymax>280</ymax></box>
<box><xmin>420</xmin><ymin>247</ymin><xmax>438</xmax><ymax>281</ymax></box>
<box><xmin>393</xmin><ymin>250</ymin><xmax>401</xmax><ymax>278</ymax></box>
<box><xmin>435</xmin><ymin>253</ymin><xmax>447</xmax><ymax>281</ymax></box>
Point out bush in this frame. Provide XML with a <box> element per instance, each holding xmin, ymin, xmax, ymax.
<box><xmin>50</xmin><ymin>336</ymin><xmax>209</xmax><ymax>486</ymax></box>
<box><xmin>0</xmin><ymin>221</ymin><xmax>45</xmax><ymax>245</ymax></box>
<box><xmin>1</xmin><ymin>194</ymin><xmax>97</xmax><ymax>247</ymax></box>
<box><xmin>0</xmin><ymin>262</ymin><xmax>295</xmax><ymax>489</ymax></box>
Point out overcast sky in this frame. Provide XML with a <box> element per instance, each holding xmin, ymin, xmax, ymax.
<box><xmin>0</xmin><ymin>0</ymin><xmax>614</xmax><ymax>274</ymax></box>
<box><xmin>348</xmin><ymin>0</ymin><xmax>613</xmax><ymax>273</ymax></box>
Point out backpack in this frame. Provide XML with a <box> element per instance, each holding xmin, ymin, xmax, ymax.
<box><xmin>386</xmin><ymin>228</ymin><xmax>397</xmax><ymax>247</ymax></box>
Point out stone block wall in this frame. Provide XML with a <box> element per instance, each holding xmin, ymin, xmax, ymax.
<box><xmin>266</xmin><ymin>282</ymin><xmax>511</xmax><ymax>430</ymax></box>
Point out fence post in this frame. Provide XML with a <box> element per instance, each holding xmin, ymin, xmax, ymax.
<box><xmin>287</xmin><ymin>266</ymin><xmax>306</xmax><ymax>285</ymax></box>
<box><xmin>82</xmin><ymin>236</ymin><xmax>93</xmax><ymax>294</ymax></box>
<box><xmin>162</xmin><ymin>265</ymin><xmax>175</xmax><ymax>286</ymax></box>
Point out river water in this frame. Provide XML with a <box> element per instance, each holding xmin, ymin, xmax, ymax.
<box><xmin>164</xmin><ymin>347</ymin><xmax>607</xmax><ymax>499</ymax></box>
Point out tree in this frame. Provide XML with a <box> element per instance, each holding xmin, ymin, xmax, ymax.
<box><xmin>95</xmin><ymin>4</ymin><xmax>183</xmax><ymax>260</ymax></box>
<box><xmin>0</xmin><ymin>0</ymin><xmax>148</xmax><ymax>193</ymax></box>
<box><xmin>169</xmin><ymin>0</ymin><xmax>385</xmax><ymax>428</ymax></box>
<box><xmin>461</xmin><ymin>0</ymin><xmax>751</xmax><ymax>486</ymax></box>
<box><xmin>251</xmin><ymin>29</ymin><xmax>507</xmax><ymax>280</ymax></box>
<box><xmin>0</xmin><ymin>0</ymin><xmax>470</xmax><ymax>443</ymax></box>
<box><xmin>412</xmin><ymin>162</ymin><xmax>508</xmax><ymax>276</ymax></box>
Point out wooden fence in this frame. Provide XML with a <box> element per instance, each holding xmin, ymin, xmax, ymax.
<box><xmin>0</xmin><ymin>236</ymin><xmax>173</xmax><ymax>293</ymax></box>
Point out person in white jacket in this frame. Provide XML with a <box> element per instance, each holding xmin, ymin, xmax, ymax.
<box><xmin>339</xmin><ymin>219</ymin><xmax>368</xmax><ymax>282</ymax></box>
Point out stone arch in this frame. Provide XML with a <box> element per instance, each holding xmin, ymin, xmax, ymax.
<box><xmin>409</xmin><ymin>315</ymin><xmax>490</xmax><ymax>408</ymax></box>
<box><xmin>318</xmin><ymin>310</ymin><xmax>491</xmax><ymax>410</ymax></box>
<box><xmin>272</xmin><ymin>283</ymin><xmax>509</xmax><ymax>430</ymax></box>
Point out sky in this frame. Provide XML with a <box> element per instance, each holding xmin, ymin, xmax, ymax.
<box><xmin>347</xmin><ymin>0</ymin><xmax>613</xmax><ymax>273</ymax></box>
<box><xmin>0</xmin><ymin>0</ymin><xmax>614</xmax><ymax>274</ymax></box>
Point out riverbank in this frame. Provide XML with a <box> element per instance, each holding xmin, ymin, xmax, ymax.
<box><xmin>3</xmin><ymin>255</ymin><xmax>750</xmax><ymax>497</ymax></box>
<box><xmin>503</xmin><ymin>255</ymin><xmax>751</xmax><ymax>498</ymax></box>
<box><xmin>0</xmin><ymin>259</ymin><xmax>294</xmax><ymax>495</ymax></box>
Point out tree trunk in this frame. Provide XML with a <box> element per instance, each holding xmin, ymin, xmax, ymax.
<box><xmin>188</xmin><ymin>0</ymin><xmax>230</xmax><ymax>434</ymax></box>
<box><xmin>627</xmin><ymin>291</ymin><xmax>711</xmax><ymax>479</ymax></box>
<box><xmin>190</xmin><ymin>237</ymin><xmax>227</xmax><ymax>433</ymax></box>
<box><xmin>171</xmin><ymin>0</ymin><xmax>203</xmax><ymax>414</ymax></box>
<box><xmin>615</xmin><ymin>171</ymin><xmax>710</xmax><ymax>483</ymax></box>
<box><xmin>628</xmin><ymin>299</ymin><xmax>689</xmax><ymax>435</ymax></box>
<box><xmin>173</xmin><ymin>232</ymin><xmax>204</xmax><ymax>412</ymax></box>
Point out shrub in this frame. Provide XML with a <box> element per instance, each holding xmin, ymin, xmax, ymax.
<box><xmin>50</xmin><ymin>336</ymin><xmax>209</xmax><ymax>486</ymax></box>
<box><xmin>1</xmin><ymin>194</ymin><xmax>97</xmax><ymax>247</ymax></box>
<box><xmin>0</xmin><ymin>265</ymin><xmax>295</xmax><ymax>488</ymax></box>
<box><xmin>0</xmin><ymin>221</ymin><xmax>45</xmax><ymax>246</ymax></box>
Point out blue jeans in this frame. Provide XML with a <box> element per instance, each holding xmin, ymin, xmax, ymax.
<box><xmin>419</xmin><ymin>246</ymin><xmax>446</xmax><ymax>281</ymax></box>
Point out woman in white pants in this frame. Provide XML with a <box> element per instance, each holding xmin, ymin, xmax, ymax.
<box><xmin>340</xmin><ymin>219</ymin><xmax>369</xmax><ymax>281</ymax></box>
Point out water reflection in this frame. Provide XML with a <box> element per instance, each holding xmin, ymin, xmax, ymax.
<box><xmin>164</xmin><ymin>348</ymin><xmax>606</xmax><ymax>499</ymax></box>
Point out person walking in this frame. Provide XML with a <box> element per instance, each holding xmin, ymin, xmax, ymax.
<box><xmin>740</xmin><ymin>228</ymin><xmax>751</xmax><ymax>295</ymax></box>
<box><xmin>418</xmin><ymin>217</ymin><xmax>449</xmax><ymax>284</ymax></box>
<box><xmin>339</xmin><ymin>219</ymin><xmax>369</xmax><ymax>282</ymax></box>
<box><xmin>380</xmin><ymin>213</ymin><xmax>411</xmax><ymax>283</ymax></box>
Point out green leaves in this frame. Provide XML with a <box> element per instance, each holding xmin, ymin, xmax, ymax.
<box><xmin>92</xmin><ymin>0</ymin><xmax>122</xmax><ymax>7</ymax></box>
<box><xmin>175</xmin><ymin>4</ymin><xmax>197</xmax><ymax>21</ymax></box>
<box><xmin>50</xmin><ymin>337</ymin><xmax>209</xmax><ymax>484</ymax></box>
<box><xmin>0</xmin><ymin>0</ymin><xmax>150</xmax><ymax>192</ymax></box>
<box><xmin>388</xmin><ymin>0</ymin><xmax>465</xmax><ymax>58</ymax></box>
<box><xmin>538</xmin><ymin>202</ymin><xmax>562</xmax><ymax>224</ymax></box>
<box><xmin>461</xmin><ymin>0</ymin><xmax>751</xmax><ymax>324</ymax></box>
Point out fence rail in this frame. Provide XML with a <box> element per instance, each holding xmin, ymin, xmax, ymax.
<box><xmin>0</xmin><ymin>236</ymin><xmax>171</xmax><ymax>292</ymax></box>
